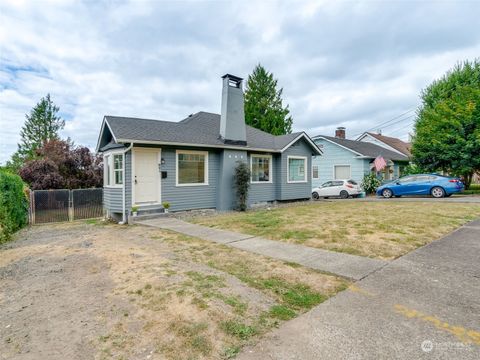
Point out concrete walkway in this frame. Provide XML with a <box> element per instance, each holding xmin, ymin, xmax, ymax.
<box><xmin>238</xmin><ymin>219</ymin><xmax>480</xmax><ymax>360</ymax></box>
<box><xmin>136</xmin><ymin>217</ymin><xmax>387</xmax><ymax>280</ymax></box>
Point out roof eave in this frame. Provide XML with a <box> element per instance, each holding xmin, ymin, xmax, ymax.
<box><xmin>280</xmin><ymin>133</ymin><xmax>323</xmax><ymax>155</ymax></box>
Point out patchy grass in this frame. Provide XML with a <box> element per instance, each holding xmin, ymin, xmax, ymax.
<box><xmin>190</xmin><ymin>202</ymin><xmax>480</xmax><ymax>260</ymax></box>
<box><xmin>16</xmin><ymin>223</ymin><xmax>346</xmax><ymax>360</ymax></box>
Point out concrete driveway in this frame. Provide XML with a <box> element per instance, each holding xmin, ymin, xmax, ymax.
<box><xmin>238</xmin><ymin>219</ymin><xmax>480</xmax><ymax>360</ymax></box>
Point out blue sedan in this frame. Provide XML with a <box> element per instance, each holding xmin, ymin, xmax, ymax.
<box><xmin>376</xmin><ymin>174</ymin><xmax>464</xmax><ymax>198</ymax></box>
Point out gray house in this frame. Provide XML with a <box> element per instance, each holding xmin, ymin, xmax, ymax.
<box><xmin>96</xmin><ymin>74</ymin><xmax>321</xmax><ymax>222</ymax></box>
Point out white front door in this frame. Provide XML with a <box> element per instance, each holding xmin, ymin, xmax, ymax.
<box><xmin>134</xmin><ymin>149</ymin><xmax>160</xmax><ymax>204</ymax></box>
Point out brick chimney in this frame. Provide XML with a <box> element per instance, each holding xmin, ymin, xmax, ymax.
<box><xmin>335</xmin><ymin>127</ymin><xmax>346</xmax><ymax>139</ymax></box>
<box><xmin>220</xmin><ymin>74</ymin><xmax>247</xmax><ymax>145</ymax></box>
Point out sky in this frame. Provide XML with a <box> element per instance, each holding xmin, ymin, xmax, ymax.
<box><xmin>1</xmin><ymin>0</ymin><xmax>479</xmax><ymax>165</ymax></box>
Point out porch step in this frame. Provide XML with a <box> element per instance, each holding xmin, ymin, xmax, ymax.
<box><xmin>132</xmin><ymin>212</ymin><xmax>170</xmax><ymax>222</ymax></box>
<box><xmin>137</xmin><ymin>205</ymin><xmax>165</xmax><ymax>215</ymax></box>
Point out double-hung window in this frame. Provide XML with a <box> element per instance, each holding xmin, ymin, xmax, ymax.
<box><xmin>176</xmin><ymin>150</ymin><xmax>208</xmax><ymax>186</ymax></box>
<box><xmin>251</xmin><ymin>154</ymin><xmax>272</xmax><ymax>183</ymax></box>
<box><xmin>312</xmin><ymin>165</ymin><xmax>319</xmax><ymax>179</ymax></box>
<box><xmin>104</xmin><ymin>153</ymin><xmax>123</xmax><ymax>187</ymax></box>
<box><xmin>288</xmin><ymin>156</ymin><xmax>307</xmax><ymax>183</ymax></box>
<box><xmin>113</xmin><ymin>154</ymin><xmax>123</xmax><ymax>185</ymax></box>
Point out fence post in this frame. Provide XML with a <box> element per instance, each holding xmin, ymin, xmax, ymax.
<box><xmin>69</xmin><ymin>190</ymin><xmax>73</xmax><ymax>222</ymax></box>
<box><xmin>30</xmin><ymin>190</ymin><xmax>35</xmax><ymax>225</ymax></box>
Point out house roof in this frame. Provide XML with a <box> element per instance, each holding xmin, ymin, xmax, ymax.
<box><xmin>364</xmin><ymin>132</ymin><xmax>412</xmax><ymax>157</ymax></box>
<box><xmin>99</xmin><ymin>111</ymin><xmax>321</xmax><ymax>154</ymax></box>
<box><xmin>314</xmin><ymin>135</ymin><xmax>409</xmax><ymax>162</ymax></box>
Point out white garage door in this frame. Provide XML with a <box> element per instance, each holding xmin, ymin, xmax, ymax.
<box><xmin>334</xmin><ymin>165</ymin><xmax>351</xmax><ymax>179</ymax></box>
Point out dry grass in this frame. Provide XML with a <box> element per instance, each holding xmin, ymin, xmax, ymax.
<box><xmin>3</xmin><ymin>222</ymin><xmax>347</xmax><ymax>360</ymax></box>
<box><xmin>190</xmin><ymin>201</ymin><xmax>480</xmax><ymax>260</ymax></box>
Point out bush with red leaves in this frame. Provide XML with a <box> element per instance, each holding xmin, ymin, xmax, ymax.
<box><xmin>19</xmin><ymin>139</ymin><xmax>103</xmax><ymax>190</ymax></box>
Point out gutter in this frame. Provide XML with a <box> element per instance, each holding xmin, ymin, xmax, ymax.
<box><xmin>119</xmin><ymin>143</ymin><xmax>133</xmax><ymax>224</ymax></box>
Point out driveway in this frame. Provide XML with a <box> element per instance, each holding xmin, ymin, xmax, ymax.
<box><xmin>238</xmin><ymin>219</ymin><xmax>480</xmax><ymax>359</ymax></box>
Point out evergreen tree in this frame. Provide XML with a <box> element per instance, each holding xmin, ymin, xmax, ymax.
<box><xmin>10</xmin><ymin>94</ymin><xmax>64</xmax><ymax>170</ymax></box>
<box><xmin>244</xmin><ymin>64</ymin><xmax>293</xmax><ymax>135</ymax></box>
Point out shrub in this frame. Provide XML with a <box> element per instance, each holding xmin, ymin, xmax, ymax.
<box><xmin>361</xmin><ymin>172</ymin><xmax>381</xmax><ymax>194</ymax></box>
<box><xmin>234</xmin><ymin>161</ymin><xmax>250</xmax><ymax>211</ymax></box>
<box><xmin>0</xmin><ymin>170</ymin><xmax>29</xmax><ymax>242</ymax></box>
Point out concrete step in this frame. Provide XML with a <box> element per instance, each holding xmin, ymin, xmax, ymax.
<box><xmin>137</xmin><ymin>206</ymin><xmax>165</xmax><ymax>215</ymax></box>
<box><xmin>132</xmin><ymin>212</ymin><xmax>170</xmax><ymax>223</ymax></box>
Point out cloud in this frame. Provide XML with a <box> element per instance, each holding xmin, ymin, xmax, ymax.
<box><xmin>0</xmin><ymin>0</ymin><xmax>479</xmax><ymax>164</ymax></box>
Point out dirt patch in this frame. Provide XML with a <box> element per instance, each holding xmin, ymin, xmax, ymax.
<box><xmin>0</xmin><ymin>222</ymin><xmax>347</xmax><ymax>359</ymax></box>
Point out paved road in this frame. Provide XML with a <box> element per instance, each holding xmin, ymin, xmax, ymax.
<box><xmin>238</xmin><ymin>219</ymin><xmax>480</xmax><ymax>360</ymax></box>
<box><xmin>136</xmin><ymin>218</ymin><xmax>387</xmax><ymax>280</ymax></box>
<box><xmin>346</xmin><ymin>195</ymin><xmax>480</xmax><ymax>203</ymax></box>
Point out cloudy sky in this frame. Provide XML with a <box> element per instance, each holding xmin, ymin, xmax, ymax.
<box><xmin>1</xmin><ymin>0</ymin><xmax>479</xmax><ymax>164</ymax></box>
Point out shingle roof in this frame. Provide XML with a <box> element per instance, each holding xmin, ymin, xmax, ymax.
<box><xmin>104</xmin><ymin>112</ymin><xmax>319</xmax><ymax>153</ymax></box>
<box><xmin>365</xmin><ymin>132</ymin><xmax>412</xmax><ymax>157</ymax></box>
<box><xmin>316</xmin><ymin>135</ymin><xmax>409</xmax><ymax>161</ymax></box>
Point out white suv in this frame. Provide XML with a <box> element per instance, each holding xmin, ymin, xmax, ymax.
<box><xmin>312</xmin><ymin>179</ymin><xmax>362</xmax><ymax>199</ymax></box>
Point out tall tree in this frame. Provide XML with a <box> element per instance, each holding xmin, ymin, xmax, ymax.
<box><xmin>9</xmin><ymin>94</ymin><xmax>65</xmax><ymax>170</ymax></box>
<box><xmin>244</xmin><ymin>64</ymin><xmax>293</xmax><ymax>135</ymax></box>
<box><xmin>412</xmin><ymin>59</ymin><xmax>480</xmax><ymax>188</ymax></box>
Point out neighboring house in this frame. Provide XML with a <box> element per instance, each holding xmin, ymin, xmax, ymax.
<box><xmin>96</xmin><ymin>74</ymin><xmax>321</xmax><ymax>222</ymax></box>
<box><xmin>356</xmin><ymin>131</ymin><xmax>412</xmax><ymax>158</ymax></box>
<box><xmin>311</xmin><ymin>127</ymin><xmax>409</xmax><ymax>188</ymax></box>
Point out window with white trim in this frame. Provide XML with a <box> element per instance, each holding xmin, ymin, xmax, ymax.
<box><xmin>177</xmin><ymin>151</ymin><xmax>208</xmax><ymax>185</ymax></box>
<box><xmin>312</xmin><ymin>165</ymin><xmax>319</xmax><ymax>179</ymax></box>
<box><xmin>113</xmin><ymin>154</ymin><xmax>123</xmax><ymax>185</ymax></box>
<box><xmin>334</xmin><ymin>165</ymin><xmax>350</xmax><ymax>180</ymax></box>
<box><xmin>288</xmin><ymin>156</ymin><xmax>307</xmax><ymax>183</ymax></box>
<box><xmin>104</xmin><ymin>155</ymin><xmax>111</xmax><ymax>186</ymax></box>
<box><xmin>251</xmin><ymin>154</ymin><xmax>272</xmax><ymax>183</ymax></box>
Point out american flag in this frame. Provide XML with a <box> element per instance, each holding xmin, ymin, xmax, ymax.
<box><xmin>374</xmin><ymin>156</ymin><xmax>387</xmax><ymax>171</ymax></box>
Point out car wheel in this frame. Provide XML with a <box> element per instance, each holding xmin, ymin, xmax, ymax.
<box><xmin>431</xmin><ymin>186</ymin><xmax>445</xmax><ymax>198</ymax></box>
<box><xmin>382</xmin><ymin>189</ymin><xmax>393</xmax><ymax>198</ymax></box>
<box><xmin>312</xmin><ymin>192</ymin><xmax>320</xmax><ymax>200</ymax></box>
<box><xmin>340</xmin><ymin>190</ymin><xmax>349</xmax><ymax>199</ymax></box>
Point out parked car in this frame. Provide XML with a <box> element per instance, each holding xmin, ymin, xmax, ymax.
<box><xmin>376</xmin><ymin>174</ymin><xmax>464</xmax><ymax>198</ymax></box>
<box><xmin>312</xmin><ymin>180</ymin><xmax>362</xmax><ymax>199</ymax></box>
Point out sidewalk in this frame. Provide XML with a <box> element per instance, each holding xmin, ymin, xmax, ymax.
<box><xmin>136</xmin><ymin>217</ymin><xmax>387</xmax><ymax>280</ymax></box>
<box><xmin>237</xmin><ymin>219</ymin><xmax>480</xmax><ymax>359</ymax></box>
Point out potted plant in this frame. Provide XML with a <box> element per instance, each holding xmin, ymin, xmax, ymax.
<box><xmin>131</xmin><ymin>205</ymin><xmax>138</xmax><ymax>217</ymax></box>
<box><xmin>162</xmin><ymin>201</ymin><xmax>170</xmax><ymax>213</ymax></box>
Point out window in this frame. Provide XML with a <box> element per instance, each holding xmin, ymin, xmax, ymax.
<box><xmin>312</xmin><ymin>165</ymin><xmax>319</xmax><ymax>179</ymax></box>
<box><xmin>288</xmin><ymin>156</ymin><xmax>307</xmax><ymax>183</ymax></box>
<box><xmin>334</xmin><ymin>165</ymin><xmax>350</xmax><ymax>180</ymax></box>
<box><xmin>251</xmin><ymin>155</ymin><xmax>272</xmax><ymax>183</ymax></box>
<box><xmin>176</xmin><ymin>150</ymin><xmax>208</xmax><ymax>186</ymax></box>
<box><xmin>104</xmin><ymin>155</ymin><xmax>111</xmax><ymax>186</ymax></box>
<box><xmin>113</xmin><ymin>154</ymin><xmax>123</xmax><ymax>185</ymax></box>
<box><xmin>321</xmin><ymin>181</ymin><xmax>332</xmax><ymax>188</ymax></box>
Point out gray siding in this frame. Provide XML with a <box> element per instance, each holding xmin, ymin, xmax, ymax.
<box><xmin>103</xmin><ymin>187</ymin><xmax>123</xmax><ymax>212</ymax></box>
<box><xmin>217</xmin><ymin>150</ymin><xmax>248</xmax><ymax>211</ymax></box>
<box><xmin>247</xmin><ymin>152</ymin><xmax>277</xmax><ymax>205</ymax></box>
<box><xmin>278</xmin><ymin>138</ymin><xmax>313</xmax><ymax>200</ymax></box>
<box><xmin>161</xmin><ymin>146</ymin><xmax>219</xmax><ymax>212</ymax></box>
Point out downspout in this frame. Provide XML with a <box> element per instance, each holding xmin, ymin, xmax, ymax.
<box><xmin>119</xmin><ymin>143</ymin><xmax>134</xmax><ymax>224</ymax></box>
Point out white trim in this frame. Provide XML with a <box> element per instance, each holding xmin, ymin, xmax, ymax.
<box><xmin>131</xmin><ymin>147</ymin><xmax>162</xmax><ymax>205</ymax></box>
<box><xmin>95</xmin><ymin>117</ymin><xmax>118</xmax><ymax>152</ymax></box>
<box><xmin>333</xmin><ymin>164</ymin><xmax>351</xmax><ymax>180</ymax></box>
<box><xmin>312</xmin><ymin>164</ymin><xmax>319</xmax><ymax>180</ymax></box>
<box><xmin>311</xmin><ymin>136</ymin><xmax>364</xmax><ymax>156</ymax></box>
<box><xmin>356</xmin><ymin>132</ymin><xmax>406</xmax><ymax>156</ymax></box>
<box><xmin>280</xmin><ymin>132</ymin><xmax>322</xmax><ymax>155</ymax></box>
<box><xmin>250</xmin><ymin>154</ymin><xmax>273</xmax><ymax>184</ymax></box>
<box><xmin>116</xmin><ymin>134</ymin><xmax>323</xmax><ymax>155</ymax></box>
<box><xmin>104</xmin><ymin>150</ymin><xmax>125</xmax><ymax>188</ymax></box>
<box><xmin>287</xmin><ymin>155</ymin><xmax>308</xmax><ymax>183</ymax></box>
<box><xmin>175</xmin><ymin>149</ymin><xmax>209</xmax><ymax>187</ymax></box>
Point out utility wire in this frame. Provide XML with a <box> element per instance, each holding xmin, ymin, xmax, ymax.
<box><xmin>351</xmin><ymin>108</ymin><xmax>416</xmax><ymax>138</ymax></box>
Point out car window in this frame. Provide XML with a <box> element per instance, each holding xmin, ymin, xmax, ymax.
<box><xmin>321</xmin><ymin>181</ymin><xmax>332</xmax><ymax>187</ymax></box>
<box><xmin>415</xmin><ymin>175</ymin><xmax>430</xmax><ymax>182</ymax></box>
<box><xmin>333</xmin><ymin>181</ymin><xmax>344</xmax><ymax>186</ymax></box>
<box><xmin>347</xmin><ymin>180</ymin><xmax>358</xmax><ymax>185</ymax></box>
<box><xmin>399</xmin><ymin>176</ymin><xmax>414</xmax><ymax>184</ymax></box>
<box><xmin>428</xmin><ymin>176</ymin><xmax>437</xmax><ymax>181</ymax></box>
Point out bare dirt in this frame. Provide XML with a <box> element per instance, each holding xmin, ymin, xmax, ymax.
<box><xmin>0</xmin><ymin>221</ymin><xmax>345</xmax><ymax>360</ymax></box>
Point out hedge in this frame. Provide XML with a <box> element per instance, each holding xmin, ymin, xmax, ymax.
<box><xmin>0</xmin><ymin>170</ymin><xmax>29</xmax><ymax>243</ymax></box>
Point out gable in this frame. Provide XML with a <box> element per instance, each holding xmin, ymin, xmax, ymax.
<box><xmin>96</xmin><ymin>118</ymin><xmax>116</xmax><ymax>152</ymax></box>
<box><xmin>314</xmin><ymin>138</ymin><xmax>362</xmax><ymax>160</ymax></box>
